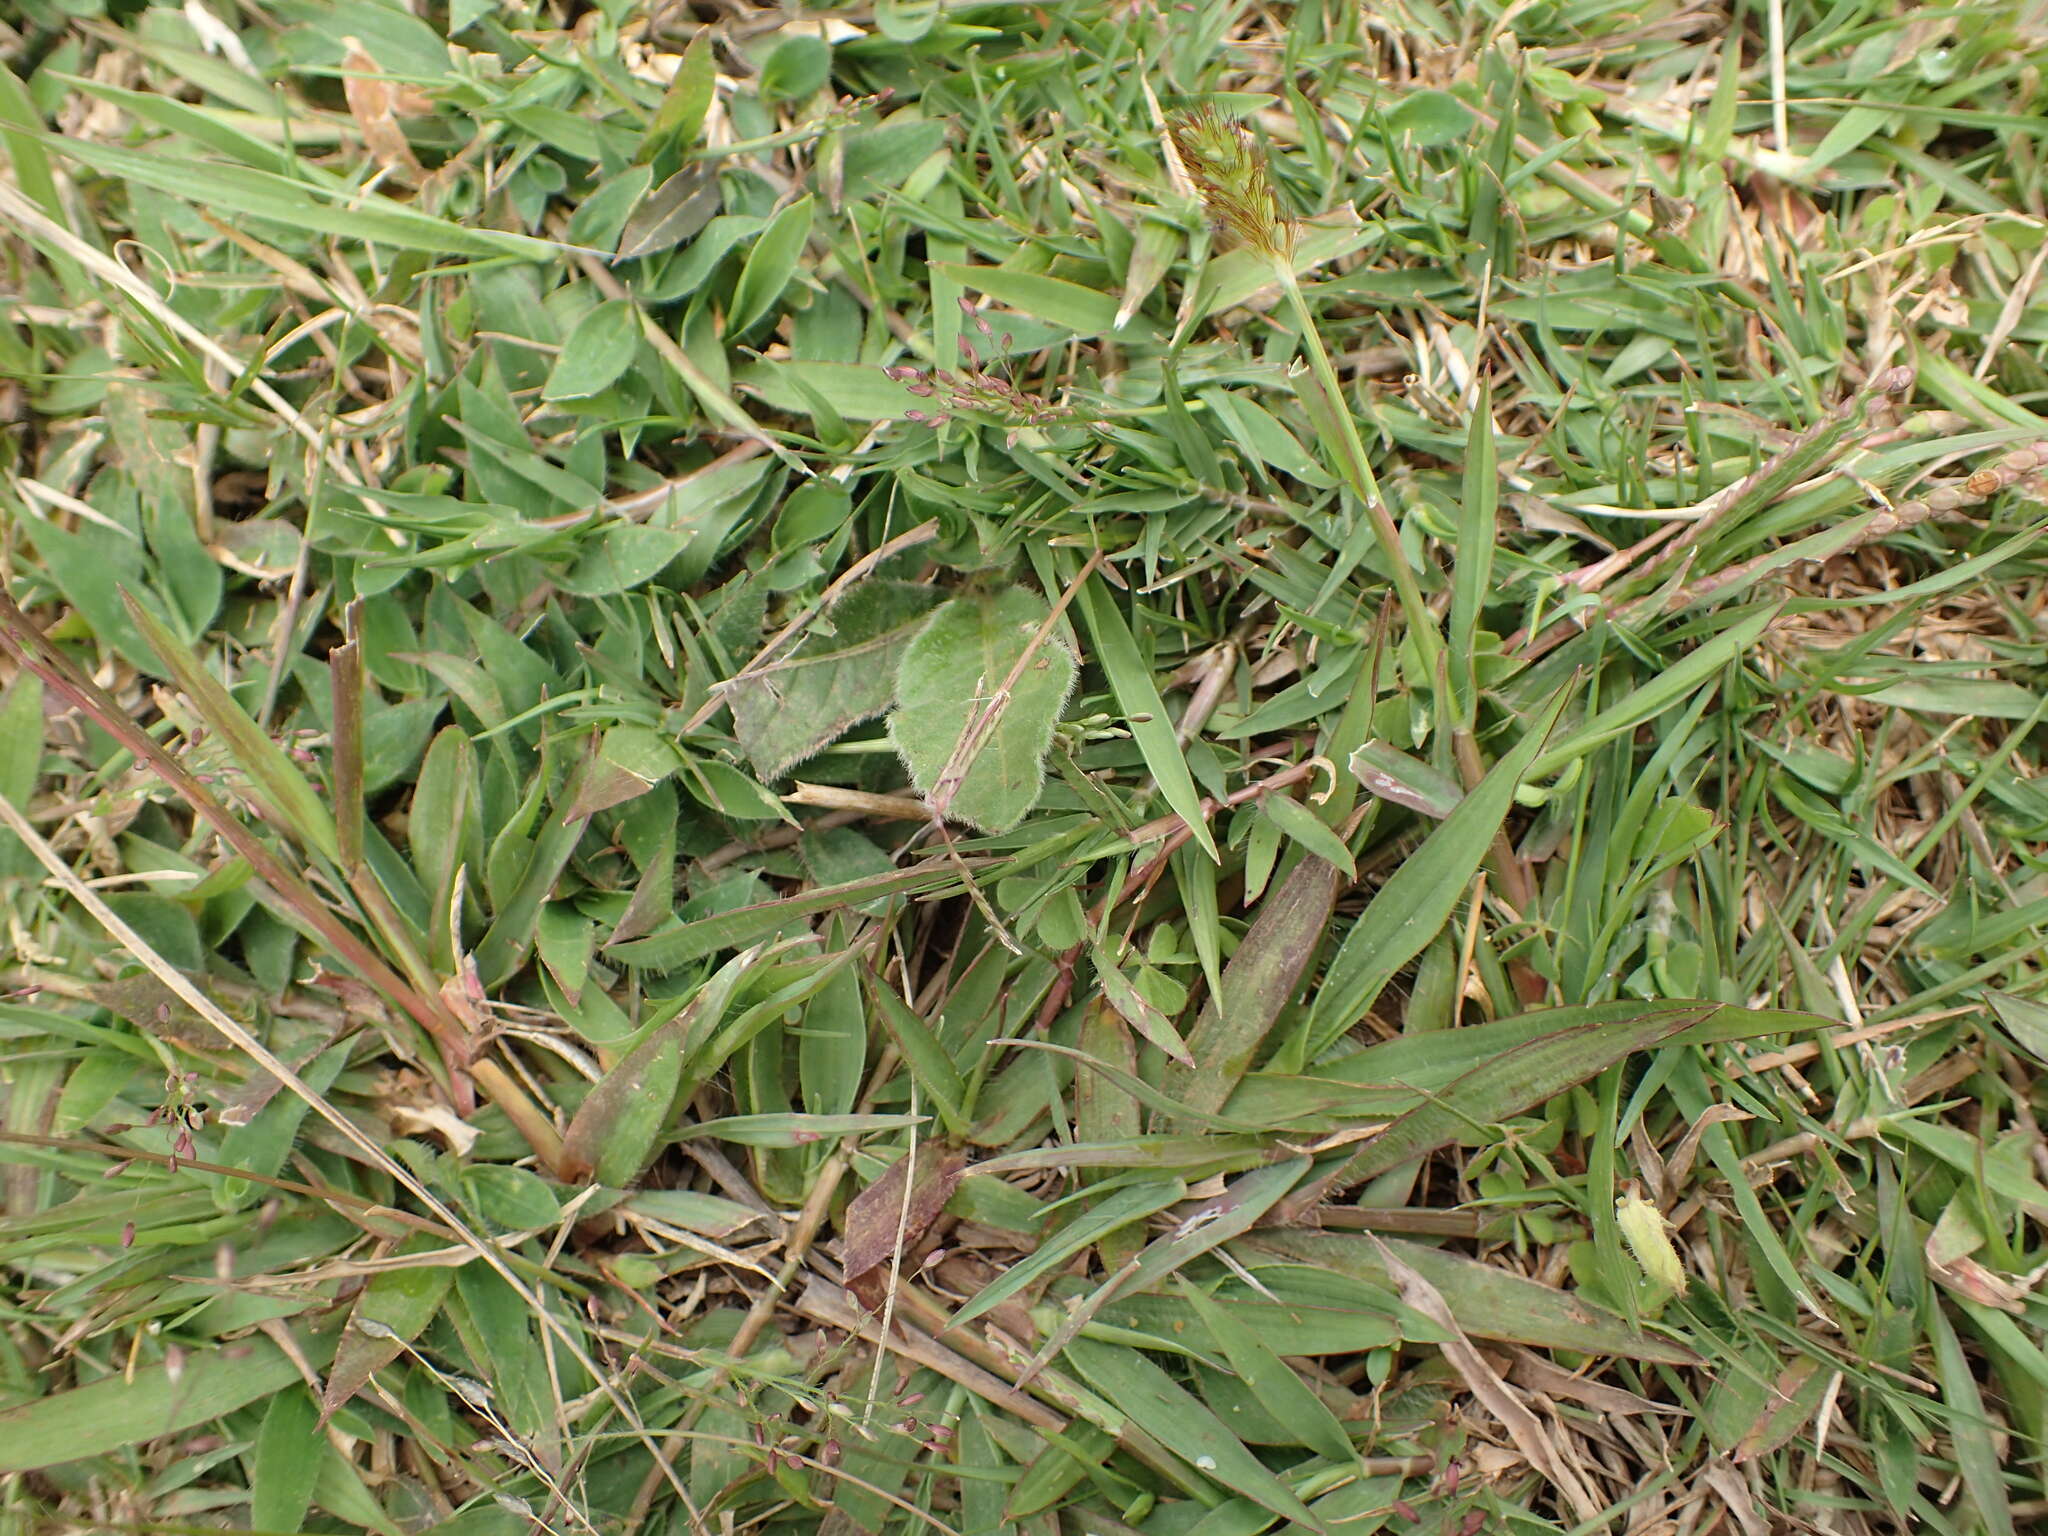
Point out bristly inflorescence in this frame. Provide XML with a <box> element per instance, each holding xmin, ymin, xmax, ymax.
<box><xmin>1165</xmin><ymin>105</ymin><xmax>1292</xmax><ymax>262</ymax></box>
<box><xmin>886</xmin><ymin>297</ymin><xmax>1080</xmax><ymax>431</ymax></box>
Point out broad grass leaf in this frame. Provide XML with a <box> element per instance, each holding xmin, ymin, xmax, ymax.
<box><xmin>679</xmin><ymin>757</ymin><xmax>787</xmax><ymax>821</ymax></box>
<box><xmin>0</xmin><ymin>1334</ymin><xmax>320</xmax><ymax>1473</ymax></box>
<box><xmin>312</xmin><ymin>1450</ymin><xmax>406</xmax><ymax>1536</ymax></box>
<box><xmin>638</xmin><ymin>31</ymin><xmax>715</xmax><ymax>162</ymax></box>
<box><xmin>798</xmin><ymin>948</ymin><xmax>865</xmax><ymax>1119</ymax></box>
<box><xmin>1199</xmin><ymin>386</ymin><xmax>1335</xmax><ymax>487</ymax></box>
<box><xmin>867</xmin><ymin>971</ymin><xmax>969</xmax><ymax>1136</ymax></box>
<box><xmin>0</xmin><ymin>671</ymin><xmax>43</xmax><ymax>879</ymax></box>
<box><xmin>567</xmin><ymin>163</ymin><xmax>654</xmax><ymax>248</ymax></box>
<box><xmin>1386</xmin><ymin>89</ymin><xmax>1476</xmax><ymax>147</ymax></box>
<box><xmin>1060</xmin><ymin>1335</ymin><xmax>1324</xmax><ymax>1527</ymax></box>
<box><xmin>0</xmin><ymin>62</ymin><xmax>71</xmax><ymax>268</ymax></box>
<box><xmin>463</xmin><ymin>1164</ymin><xmax>562</xmax><ymax>1230</ymax></box>
<box><xmin>251</xmin><ymin>1387</ymin><xmax>321</xmax><ymax>1533</ymax></box>
<box><xmin>1255</xmin><ymin>1231</ymin><xmax>1699</xmax><ymax>1363</ymax></box>
<box><xmin>616</xmin><ymin>164</ymin><xmax>721</xmax><ymax>260</ymax></box>
<box><xmin>1163</xmin><ymin>853</ymin><xmax>1347</xmax><ymax>1121</ymax></box>
<box><xmin>542</xmin><ymin>299</ymin><xmax>639</xmax><ymax>401</ymax></box>
<box><xmin>891</xmin><ymin>586</ymin><xmax>1077</xmax><ymax>833</ymax></box>
<box><xmin>1859</xmin><ymin>677</ymin><xmax>2042</xmax><ymax>719</ymax></box>
<box><xmin>561</xmin><ymin>726</ymin><xmax>676</xmax><ymax>823</ymax></box>
<box><xmin>1347</xmin><ymin>739</ymin><xmax>1464</xmax><ymax>818</ymax></box>
<box><xmin>1986</xmin><ymin>990</ymin><xmax>2048</xmax><ymax>1065</ymax></box>
<box><xmin>1259</xmin><ymin>792</ymin><xmax>1355</xmax><ymax>878</ymax></box>
<box><xmin>948</xmin><ymin>1177</ymin><xmax>1185</xmax><ymax>1330</ymax></box>
<box><xmin>1100</xmin><ymin>1285</ymin><xmax>1400</xmax><ymax>1357</ymax></box>
<box><xmin>213</xmin><ymin>1040</ymin><xmax>349</xmax><ymax>1210</ymax></box>
<box><xmin>736</xmin><ymin>357</ymin><xmax>923</xmax><ymax>420</ymax></box>
<box><xmin>935</xmin><ymin>263</ymin><xmax>1122</xmax><ymax>336</ymax></box>
<box><xmin>1174</xmin><ymin>1277</ymin><xmax>1355</xmax><ymax>1462</ymax></box>
<box><xmin>410</xmin><ymin>726</ymin><xmax>479</xmax><ymax>956</ymax></box>
<box><xmin>65</xmin><ymin>76</ymin><xmax>304</xmax><ymax>175</ymax></box>
<box><xmin>474</xmin><ymin>758</ymin><xmax>611</xmax><ymax>986</ymax></box>
<box><xmin>324</xmin><ymin>1243</ymin><xmax>456</xmax><ymax>1420</ymax></box>
<box><xmin>51</xmin><ymin>135</ymin><xmax>562</xmax><ymax>259</ymax></box>
<box><xmin>537</xmin><ymin>903</ymin><xmax>594</xmax><ymax>1005</ymax></box>
<box><xmin>1449</xmin><ymin>380</ymin><xmax>1497</xmax><ymax>724</ymax></box>
<box><xmin>726</xmin><ymin>194</ymin><xmax>814</xmax><ymax>338</ymax></box>
<box><xmin>10</xmin><ymin>511</ymin><xmax>154</xmax><ymax>672</ymax></box>
<box><xmin>607</xmin><ymin>864</ymin><xmax>962</xmax><ymax>969</ymax></box>
<box><xmin>1888</xmin><ymin>1118</ymin><xmax>2048</xmax><ymax>1218</ymax></box>
<box><xmin>1305</xmin><ymin>684</ymin><xmax>1570</xmax><ymax>1054</ymax></box>
<box><xmin>1332</xmin><ymin>1008</ymin><xmax>1714</xmax><ymax>1187</ymax></box>
<box><xmin>559</xmin><ymin>1020</ymin><xmax>684</xmax><ymax>1186</ymax></box>
<box><xmin>1027</xmin><ymin>1158</ymin><xmax>1309</xmax><ymax>1375</ymax></box>
<box><xmin>1731</xmin><ymin>1356</ymin><xmax>1831</xmax><ymax>1465</ymax></box>
<box><xmin>1091</xmin><ymin>943</ymin><xmax>1192</xmax><ymax>1065</ymax></box>
<box><xmin>1003</xmin><ymin>1421</ymin><xmax>1117</xmax><ymax>1521</ymax></box>
<box><xmin>758</xmin><ymin>36</ymin><xmax>831</xmax><ymax>104</ymax></box>
<box><xmin>875</xmin><ymin>0</ymin><xmax>941</xmax><ymax>40</ymax></box>
<box><xmin>841</xmin><ymin>117</ymin><xmax>949</xmax><ymax>200</ymax></box>
<box><xmin>1929</xmin><ymin>1304</ymin><xmax>2019</xmax><ymax>1536</ymax></box>
<box><xmin>451</xmin><ymin>1265</ymin><xmax>553</xmax><ymax>1444</ymax></box>
<box><xmin>726</xmin><ymin>579</ymin><xmax>942</xmax><ymax>780</ymax></box>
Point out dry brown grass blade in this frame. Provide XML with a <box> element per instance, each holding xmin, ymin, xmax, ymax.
<box><xmin>1370</xmin><ymin>1237</ymin><xmax>1605</xmax><ymax>1523</ymax></box>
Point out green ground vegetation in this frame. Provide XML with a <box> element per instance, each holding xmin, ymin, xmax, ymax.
<box><xmin>4</xmin><ymin>1</ymin><xmax>2048</xmax><ymax>1533</ymax></box>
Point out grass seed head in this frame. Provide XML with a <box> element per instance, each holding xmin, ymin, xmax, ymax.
<box><xmin>1167</xmin><ymin>105</ymin><xmax>1292</xmax><ymax>261</ymax></box>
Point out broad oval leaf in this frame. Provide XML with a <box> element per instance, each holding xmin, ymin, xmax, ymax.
<box><xmin>727</xmin><ymin>578</ymin><xmax>942</xmax><ymax>781</ymax></box>
<box><xmin>891</xmin><ymin>586</ymin><xmax>1078</xmax><ymax>833</ymax></box>
<box><xmin>542</xmin><ymin>299</ymin><xmax>639</xmax><ymax>401</ymax></box>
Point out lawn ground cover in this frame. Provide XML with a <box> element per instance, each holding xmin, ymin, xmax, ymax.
<box><xmin>4</xmin><ymin>1</ymin><xmax>2048</xmax><ymax>1533</ymax></box>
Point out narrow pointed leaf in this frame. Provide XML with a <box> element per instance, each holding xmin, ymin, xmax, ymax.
<box><xmin>1061</xmin><ymin>1335</ymin><xmax>1324</xmax><ymax>1528</ymax></box>
<box><xmin>122</xmin><ymin>589</ymin><xmax>340</xmax><ymax>861</ymax></box>
<box><xmin>1305</xmin><ymin>684</ymin><xmax>1570</xmax><ymax>1054</ymax></box>
<box><xmin>1076</xmin><ymin>577</ymin><xmax>1216</xmax><ymax>859</ymax></box>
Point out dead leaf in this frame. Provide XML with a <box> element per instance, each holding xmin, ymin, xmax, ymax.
<box><xmin>1663</xmin><ymin>1103</ymin><xmax>1756</xmax><ymax>1190</ymax></box>
<box><xmin>386</xmin><ymin>1098</ymin><xmax>482</xmax><ymax>1157</ymax></box>
<box><xmin>1507</xmin><ymin>1348</ymin><xmax>1676</xmax><ymax>1416</ymax></box>
<box><xmin>1370</xmin><ymin>1236</ymin><xmax>1603</xmax><ymax>1523</ymax></box>
<box><xmin>341</xmin><ymin>37</ymin><xmax>426</xmax><ymax>183</ymax></box>
<box><xmin>841</xmin><ymin>1145</ymin><xmax>967</xmax><ymax>1315</ymax></box>
<box><xmin>1927</xmin><ymin>1252</ymin><xmax>2037</xmax><ymax>1314</ymax></box>
<box><xmin>1699</xmin><ymin>1458</ymin><xmax>1770</xmax><ymax>1536</ymax></box>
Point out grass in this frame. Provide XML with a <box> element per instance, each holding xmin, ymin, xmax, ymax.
<box><xmin>3</xmin><ymin>0</ymin><xmax>2048</xmax><ymax>1532</ymax></box>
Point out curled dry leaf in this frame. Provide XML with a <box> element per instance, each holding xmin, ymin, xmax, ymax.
<box><xmin>341</xmin><ymin>37</ymin><xmax>427</xmax><ymax>184</ymax></box>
